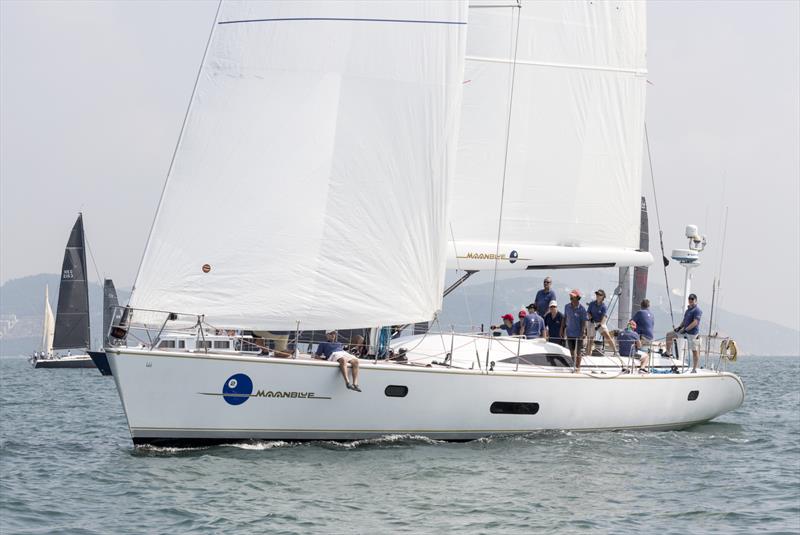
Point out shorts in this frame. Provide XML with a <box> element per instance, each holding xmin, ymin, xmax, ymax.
<box><xmin>679</xmin><ymin>333</ymin><xmax>702</xmax><ymax>351</ymax></box>
<box><xmin>330</xmin><ymin>351</ymin><xmax>357</xmax><ymax>363</ymax></box>
<box><xmin>586</xmin><ymin>322</ymin><xmax>609</xmax><ymax>340</ymax></box>
<box><xmin>566</xmin><ymin>337</ymin><xmax>583</xmax><ymax>355</ymax></box>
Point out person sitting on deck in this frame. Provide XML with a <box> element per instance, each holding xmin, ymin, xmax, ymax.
<box><xmin>490</xmin><ymin>314</ymin><xmax>515</xmax><ymax>336</ymax></box>
<box><xmin>586</xmin><ymin>289</ymin><xmax>618</xmax><ymax>355</ymax></box>
<box><xmin>347</xmin><ymin>334</ymin><xmax>368</xmax><ymax>358</ymax></box>
<box><xmin>525</xmin><ymin>303</ymin><xmax>545</xmax><ymax>339</ymax></box>
<box><xmin>314</xmin><ymin>330</ymin><xmax>361</xmax><ymax>391</ymax></box>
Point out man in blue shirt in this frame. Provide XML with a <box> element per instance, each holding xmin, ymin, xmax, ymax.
<box><xmin>490</xmin><ymin>314</ymin><xmax>515</xmax><ymax>336</ymax></box>
<box><xmin>513</xmin><ymin>309</ymin><xmax>535</xmax><ymax>338</ymax></box>
<box><xmin>543</xmin><ymin>300</ymin><xmax>565</xmax><ymax>346</ymax></box>
<box><xmin>525</xmin><ymin>303</ymin><xmax>545</xmax><ymax>338</ymax></box>
<box><xmin>534</xmin><ymin>277</ymin><xmax>557</xmax><ymax>319</ymax></box>
<box><xmin>315</xmin><ymin>330</ymin><xmax>362</xmax><ymax>391</ymax></box>
<box><xmin>632</xmin><ymin>299</ymin><xmax>655</xmax><ymax>343</ymax></box>
<box><xmin>617</xmin><ymin>320</ymin><xmax>642</xmax><ymax>357</ymax></box>
<box><xmin>563</xmin><ymin>289</ymin><xmax>588</xmax><ymax>370</ymax></box>
<box><xmin>586</xmin><ymin>289</ymin><xmax>617</xmax><ymax>355</ymax></box>
<box><xmin>664</xmin><ymin>293</ymin><xmax>703</xmax><ymax>372</ymax></box>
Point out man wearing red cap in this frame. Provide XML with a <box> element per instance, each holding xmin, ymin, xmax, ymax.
<box><xmin>563</xmin><ymin>289</ymin><xmax>588</xmax><ymax>370</ymax></box>
<box><xmin>490</xmin><ymin>314</ymin><xmax>515</xmax><ymax>336</ymax></box>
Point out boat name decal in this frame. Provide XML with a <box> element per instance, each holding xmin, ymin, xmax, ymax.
<box><xmin>199</xmin><ymin>373</ymin><xmax>331</xmax><ymax>406</ymax></box>
<box><xmin>465</xmin><ymin>252</ymin><xmax>507</xmax><ymax>260</ymax></box>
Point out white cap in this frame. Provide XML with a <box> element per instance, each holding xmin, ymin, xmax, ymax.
<box><xmin>326</xmin><ymin>330</ymin><xmax>337</xmax><ymax>335</ymax></box>
<box><xmin>549</xmin><ymin>300</ymin><xmax>558</xmax><ymax>308</ymax></box>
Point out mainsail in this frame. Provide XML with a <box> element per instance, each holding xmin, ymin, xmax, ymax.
<box><xmin>52</xmin><ymin>214</ymin><xmax>90</xmax><ymax>350</ymax></box>
<box><xmin>129</xmin><ymin>1</ymin><xmax>468</xmax><ymax>330</ymax></box>
<box><xmin>41</xmin><ymin>285</ymin><xmax>55</xmax><ymax>355</ymax></box>
<box><xmin>103</xmin><ymin>279</ymin><xmax>120</xmax><ymax>346</ymax></box>
<box><xmin>448</xmin><ymin>1</ymin><xmax>652</xmax><ymax>271</ymax></box>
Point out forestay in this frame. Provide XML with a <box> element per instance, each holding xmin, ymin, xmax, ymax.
<box><xmin>130</xmin><ymin>0</ymin><xmax>468</xmax><ymax>330</ymax></box>
<box><xmin>449</xmin><ymin>0</ymin><xmax>652</xmax><ymax>270</ymax></box>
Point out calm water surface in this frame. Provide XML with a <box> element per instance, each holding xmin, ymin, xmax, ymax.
<box><xmin>1</xmin><ymin>356</ymin><xmax>798</xmax><ymax>534</ymax></box>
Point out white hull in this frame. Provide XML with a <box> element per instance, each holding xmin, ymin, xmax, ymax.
<box><xmin>107</xmin><ymin>344</ymin><xmax>744</xmax><ymax>446</ymax></box>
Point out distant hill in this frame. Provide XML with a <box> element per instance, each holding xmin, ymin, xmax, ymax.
<box><xmin>0</xmin><ymin>274</ymin><xmax>130</xmax><ymax>356</ymax></box>
<box><xmin>2</xmin><ymin>272</ymin><xmax>798</xmax><ymax>356</ymax></box>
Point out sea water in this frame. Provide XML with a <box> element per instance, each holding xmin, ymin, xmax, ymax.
<box><xmin>1</xmin><ymin>356</ymin><xmax>798</xmax><ymax>534</ymax></box>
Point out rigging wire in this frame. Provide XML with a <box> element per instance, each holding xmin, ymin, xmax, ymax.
<box><xmin>82</xmin><ymin>215</ymin><xmax>104</xmax><ymax>286</ymax></box>
<box><xmin>644</xmin><ymin>123</ymin><xmax>675</xmax><ymax>326</ymax></box>
<box><xmin>487</xmin><ymin>3</ymin><xmax>522</xmax><ymax>370</ymax></box>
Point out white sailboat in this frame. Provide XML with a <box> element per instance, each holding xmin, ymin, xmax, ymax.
<box><xmin>35</xmin><ymin>285</ymin><xmax>55</xmax><ymax>359</ymax></box>
<box><xmin>107</xmin><ymin>0</ymin><xmax>744</xmax><ymax>446</ymax></box>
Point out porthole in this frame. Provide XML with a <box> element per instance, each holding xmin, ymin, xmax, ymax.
<box><xmin>490</xmin><ymin>402</ymin><xmax>539</xmax><ymax>415</ymax></box>
<box><xmin>385</xmin><ymin>385</ymin><xmax>408</xmax><ymax>398</ymax></box>
<box><xmin>688</xmin><ymin>390</ymin><xmax>699</xmax><ymax>401</ymax></box>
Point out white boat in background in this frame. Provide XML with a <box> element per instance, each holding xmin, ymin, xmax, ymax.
<box><xmin>32</xmin><ymin>214</ymin><xmax>95</xmax><ymax>369</ymax></box>
<box><xmin>107</xmin><ymin>0</ymin><xmax>744</xmax><ymax>447</ymax></box>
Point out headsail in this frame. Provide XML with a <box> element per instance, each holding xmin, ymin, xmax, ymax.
<box><xmin>53</xmin><ymin>214</ymin><xmax>91</xmax><ymax>350</ymax></box>
<box><xmin>41</xmin><ymin>284</ymin><xmax>55</xmax><ymax>355</ymax></box>
<box><xmin>103</xmin><ymin>279</ymin><xmax>120</xmax><ymax>346</ymax></box>
<box><xmin>129</xmin><ymin>1</ymin><xmax>469</xmax><ymax>330</ymax></box>
<box><xmin>448</xmin><ymin>0</ymin><xmax>652</xmax><ymax>271</ymax></box>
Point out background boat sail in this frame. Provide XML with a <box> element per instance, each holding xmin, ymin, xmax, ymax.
<box><xmin>88</xmin><ymin>279</ymin><xmax>120</xmax><ymax>375</ymax></box>
<box><xmin>108</xmin><ymin>0</ymin><xmax>743</xmax><ymax>447</ymax></box>
<box><xmin>33</xmin><ymin>214</ymin><xmax>96</xmax><ymax>369</ymax></box>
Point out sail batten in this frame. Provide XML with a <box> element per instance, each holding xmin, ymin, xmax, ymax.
<box><xmin>130</xmin><ymin>0</ymin><xmax>468</xmax><ymax>330</ymax></box>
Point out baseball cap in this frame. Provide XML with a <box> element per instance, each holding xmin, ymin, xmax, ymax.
<box><xmin>688</xmin><ymin>293</ymin><xmax>697</xmax><ymax>300</ymax></box>
<box><xmin>501</xmin><ymin>314</ymin><xmax>514</xmax><ymax>321</ymax></box>
<box><xmin>518</xmin><ymin>309</ymin><xmax>528</xmax><ymax>317</ymax></box>
<box><xmin>326</xmin><ymin>330</ymin><xmax>337</xmax><ymax>335</ymax></box>
<box><xmin>526</xmin><ymin>303</ymin><xmax>536</xmax><ymax>309</ymax></box>
<box><xmin>569</xmin><ymin>289</ymin><xmax>581</xmax><ymax>298</ymax></box>
<box><xmin>549</xmin><ymin>300</ymin><xmax>558</xmax><ymax>308</ymax></box>
<box><xmin>595</xmin><ymin>289</ymin><xmax>606</xmax><ymax>297</ymax></box>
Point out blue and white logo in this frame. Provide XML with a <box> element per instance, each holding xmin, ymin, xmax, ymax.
<box><xmin>509</xmin><ymin>250</ymin><xmax>518</xmax><ymax>264</ymax></box>
<box><xmin>222</xmin><ymin>373</ymin><xmax>253</xmax><ymax>405</ymax></box>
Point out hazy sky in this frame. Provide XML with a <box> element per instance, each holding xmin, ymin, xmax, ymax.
<box><xmin>1</xmin><ymin>1</ymin><xmax>798</xmax><ymax>331</ymax></box>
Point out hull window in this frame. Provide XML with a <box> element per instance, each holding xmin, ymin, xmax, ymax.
<box><xmin>385</xmin><ymin>385</ymin><xmax>408</xmax><ymax>398</ymax></box>
<box><xmin>490</xmin><ymin>402</ymin><xmax>540</xmax><ymax>415</ymax></box>
<box><xmin>688</xmin><ymin>390</ymin><xmax>700</xmax><ymax>401</ymax></box>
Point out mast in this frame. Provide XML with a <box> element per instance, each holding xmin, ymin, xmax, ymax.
<box><xmin>632</xmin><ymin>196</ymin><xmax>650</xmax><ymax>315</ymax></box>
<box><xmin>52</xmin><ymin>214</ymin><xmax>91</xmax><ymax>351</ymax></box>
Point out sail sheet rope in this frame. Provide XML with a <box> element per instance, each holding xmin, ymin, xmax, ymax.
<box><xmin>644</xmin><ymin>123</ymin><xmax>675</xmax><ymax>326</ymax></box>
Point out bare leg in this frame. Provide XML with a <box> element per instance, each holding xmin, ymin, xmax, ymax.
<box><xmin>351</xmin><ymin>358</ymin><xmax>360</xmax><ymax>386</ymax></box>
<box><xmin>337</xmin><ymin>358</ymin><xmax>349</xmax><ymax>385</ymax></box>
<box><xmin>692</xmin><ymin>350</ymin><xmax>699</xmax><ymax>371</ymax></box>
<box><xmin>665</xmin><ymin>332</ymin><xmax>676</xmax><ymax>355</ymax></box>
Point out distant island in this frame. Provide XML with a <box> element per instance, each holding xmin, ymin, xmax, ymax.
<box><xmin>2</xmin><ymin>272</ymin><xmax>798</xmax><ymax>357</ymax></box>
